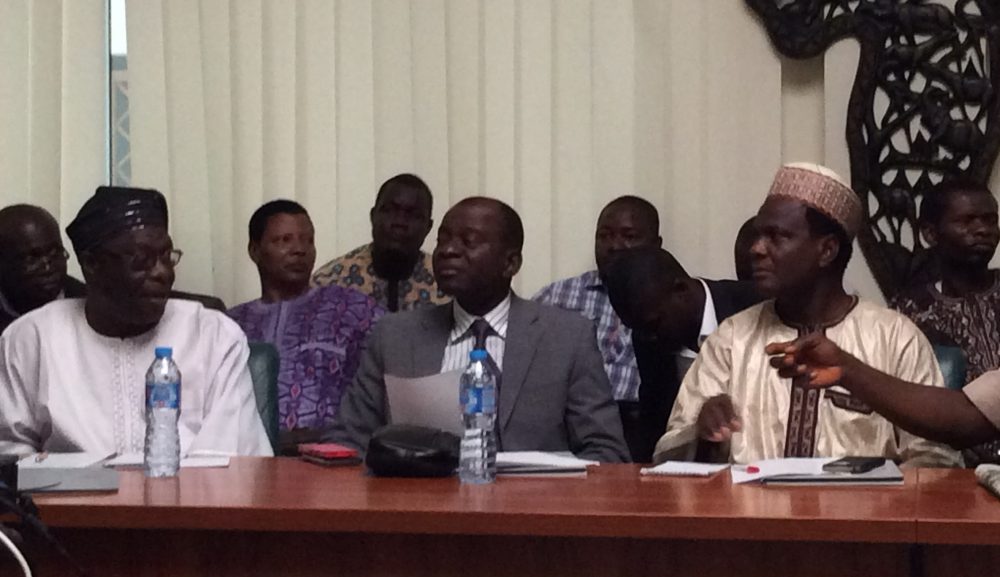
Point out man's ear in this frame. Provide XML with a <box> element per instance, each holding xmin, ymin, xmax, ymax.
<box><xmin>503</xmin><ymin>250</ymin><xmax>523</xmax><ymax>280</ymax></box>
<box><xmin>79</xmin><ymin>251</ymin><xmax>98</xmax><ymax>282</ymax></box>
<box><xmin>248</xmin><ymin>241</ymin><xmax>261</xmax><ymax>266</ymax></box>
<box><xmin>817</xmin><ymin>235</ymin><xmax>840</xmax><ymax>269</ymax></box>
<box><xmin>655</xmin><ymin>236</ymin><xmax>663</xmax><ymax>248</ymax></box>
<box><xmin>921</xmin><ymin>222</ymin><xmax>938</xmax><ymax>248</ymax></box>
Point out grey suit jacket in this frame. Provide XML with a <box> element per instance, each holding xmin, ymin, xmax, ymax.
<box><xmin>325</xmin><ymin>295</ymin><xmax>630</xmax><ymax>463</ymax></box>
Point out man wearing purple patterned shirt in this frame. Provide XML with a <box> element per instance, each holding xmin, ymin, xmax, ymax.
<box><xmin>229</xmin><ymin>200</ymin><xmax>384</xmax><ymax>443</ymax></box>
<box><xmin>533</xmin><ymin>196</ymin><xmax>661</xmax><ymax>459</ymax></box>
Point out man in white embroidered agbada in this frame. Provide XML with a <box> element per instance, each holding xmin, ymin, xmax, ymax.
<box><xmin>657</xmin><ymin>164</ymin><xmax>960</xmax><ymax>467</ymax></box>
<box><xmin>0</xmin><ymin>187</ymin><xmax>272</xmax><ymax>457</ymax></box>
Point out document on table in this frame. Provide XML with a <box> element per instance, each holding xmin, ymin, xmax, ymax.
<box><xmin>496</xmin><ymin>452</ymin><xmax>598</xmax><ymax>475</ymax></box>
<box><xmin>640</xmin><ymin>461</ymin><xmax>730</xmax><ymax>478</ymax></box>
<box><xmin>731</xmin><ymin>458</ymin><xmax>903</xmax><ymax>486</ymax></box>
<box><xmin>17</xmin><ymin>452</ymin><xmax>111</xmax><ymax>469</ymax></box>
<box><xmin>385</xmin><ymin>370</ymin><xmax>464</xmax><ymax>435</ymax></box>
<box><xmin>17</xmin><ymin>453</ymin><xmax>119</xmax><ymax>492</ymax></box>
<box><xmin>104</xmin><ymin>454</ymin><xmax>232</xmax><ymax>468</ymax></box>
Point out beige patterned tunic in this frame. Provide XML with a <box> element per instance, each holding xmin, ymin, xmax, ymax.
<box><xmin>657</xmin><ymin>299</ymin><xmax>961</xmax><ymax>467</ymax></box>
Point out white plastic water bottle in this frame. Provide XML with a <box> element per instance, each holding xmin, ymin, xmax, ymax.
<box><xmin>459</xmin><ymin>349</ymin><xmax>497</xmax><ymax>484</ymax></box>
<box><xmin>144</xmin><ymin>346</ymin><xmax>181</xmax><ymax>478</ymax></box>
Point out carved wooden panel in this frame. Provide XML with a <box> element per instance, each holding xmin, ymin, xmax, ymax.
<box><xmin>747</xmin><ymin>0</ymin><xmax>1000</xmax><ymax>297</ymax></box>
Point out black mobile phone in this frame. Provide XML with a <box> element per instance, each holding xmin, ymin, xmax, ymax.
<box><xmin>822</xmin><ymin>457</ymin><xmax>886</xmax><ymax>474</ymax></box>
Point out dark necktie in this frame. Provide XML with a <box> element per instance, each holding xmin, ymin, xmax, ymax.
<box><xmin>469</xmin><ymin>318</ymin><xmax>502</xmax><ymax>390</ymax></box>
<box><xmin>470</xmin><ymin>318</ymin><xmax>503</xmax><ymax>450</ymax></box>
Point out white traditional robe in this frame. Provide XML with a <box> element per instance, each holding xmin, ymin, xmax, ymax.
<box><xmin>657</xmin><ymin>299</ymin><xmax>961</xmax><ymax>467</ymax></box>
<box><xmin>0</xmin><ymin>299</ymin><xmax>273</xmax><ymax>457</ymax></box>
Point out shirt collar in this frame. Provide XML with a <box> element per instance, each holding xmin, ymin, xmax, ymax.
<box><xmin>582</xmin><ymin>270</ymin><xmax>604</xmax><ymax>291</ymax></box>
<box><xmin>679</xmin><ymin>279</ymin><xmax>718</xmax><ymax>359</ymax></box>
<box><xmin>450</xmin><ymin>293</ymin><xmax>512</xmax><ymax>344</ymax></box>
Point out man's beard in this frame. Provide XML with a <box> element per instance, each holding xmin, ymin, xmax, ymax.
<box><xmin>372</xmin><ymin>246</ymin><xmax>417</xmax><ymax>281</ymax></box>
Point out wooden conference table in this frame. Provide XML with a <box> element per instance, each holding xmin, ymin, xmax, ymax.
<box><xmin>8</xmin><ymin>458</ymin><xmax>1000</xmax><ymax>577</ymax></box>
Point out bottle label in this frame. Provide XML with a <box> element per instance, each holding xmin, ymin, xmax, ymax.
<box><xmin>461</xmin><ymin>386</ymin><xmax>481</xmax><ymax>414</ymax></box>
<box><xmin>461</xmin><ymin>385</ymin><xmax>495</xmax><ymax>415</ymax></box>
<box><xmin>147</xmin><ymin>382</ymin><xmax>180</xmax><ymax>409</ymax></box>
<box><xmin>481</xmin><ymin>386</ymin><xmax>495</xmax><ymax>413</ymax></box>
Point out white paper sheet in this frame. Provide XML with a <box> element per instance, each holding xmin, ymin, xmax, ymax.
<box><xmin>731</xmin><ymin>458</ymin><xmax>831</xmax><ymax>484</ymax></box>
<box><xmin>640</xmin><ymin>461</ymin><xmax>730</xmax><ymax>477</ymax></box>
<box><xmin>496</xmin><ymin>451</ymin><xmax>598</xmax><ymax>475</ymax></box>
<box><xmin>730</xmin><ymin>458</ymin><xmax>903</xmax><ymax>485</ymax></box>
<box><xmin>18</xmin><ymin>452</ymin><xmax>111</xmax><ymax>470</ymax></box>
<box><xmin>104</xmin><ymin>454</ymin><xmax>231</xmax><ymax>468</ymax></box>
<box><xmin>385</xmin><ymin>370</ymin><xmax>465</xmax><ymax>435</ymax></box>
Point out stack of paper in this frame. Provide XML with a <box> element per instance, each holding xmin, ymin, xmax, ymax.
<box><xmin>496</xmin><ymin>452</ymin><xmax>598</xmax><ymax>475</ymax></box>
<box><xmin>104</xmin><ymin>453</ymin><xmax>231</xmax><ymax>468</ymax></box>
<box><xmin>731</xmin><ymin>458</ymin><xmax>903</xmax><ymax>486</ymax></box>
<box><xmin>640</xmin><ymin>461</ymin><xmax>730</xmax><ymax>477</ymax></box>
<box><xmin>18</xmin><ymin>453</ymin><xmax>119</xmax><ymax>493</ymax></box>
<box><xmin>17</xmin><ymin>452</ymin><xmax>110</xmax><ymax>470</ymax></box>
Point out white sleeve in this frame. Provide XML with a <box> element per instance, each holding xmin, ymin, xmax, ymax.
<box><xmin>0</xmin><ymin>323</ymin><xmax>46</xmax><ymax>456</ymax></box>
<box><xmin>187</xmin><ymin>327</ymin><xmax>273</xmax><ymax>457</ymax></box>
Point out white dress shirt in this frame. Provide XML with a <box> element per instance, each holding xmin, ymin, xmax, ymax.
<box><xmin>678</xmin><ymin>279</ymin><xmax>720</xmax><ymax>360</ymax></box>
<box><xmin>440</xmin><ymin>294</ymin><xmax>511</xmax><ymax>372</ymax></box>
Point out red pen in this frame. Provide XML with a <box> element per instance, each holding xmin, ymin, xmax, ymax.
<box><xmin>746</xmin><ymin>465</ymin><xmax>760</xmax><ymax>474</ymax></box>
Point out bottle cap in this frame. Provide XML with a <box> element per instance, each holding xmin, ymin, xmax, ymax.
<box><xmin>469</xmin><ymin>349</ymin><xmax>487</xmax><ymax>361</ymax></box>
<box><xmin>154</xmin><ymin>347</ymin><xmax>173</xmax><ymax>359</ymax></box>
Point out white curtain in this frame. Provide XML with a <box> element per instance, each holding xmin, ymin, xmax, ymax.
<box><xmin>124</xmin><ymin>0</ymin><xmax>798</xmax><ymax>307</ymax></box>
<box><xmin>0</xmin><ymin>0</ymin><xmax>108</xmax><ymax>273</ymax></box>
<box><xmin>122</xmin><ymin>0</ymin><xmax>1000</xmax><ymax>307</ymax></box>
<box><xmin>6</xmin><ymin>1</ymin><xmax>1000</xmax><ymax>307</ymax></box>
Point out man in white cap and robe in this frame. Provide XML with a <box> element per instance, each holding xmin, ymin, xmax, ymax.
<box><xmin>656</xmin><ymin>163</ymin><xmax>960</xmax><ymax>467</ymax></box>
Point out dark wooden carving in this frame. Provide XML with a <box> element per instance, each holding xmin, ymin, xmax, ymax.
<box><xmin>747</xmin><ymin>0</ymin><xmax>1000</xmax><ymax>298</ymax></box>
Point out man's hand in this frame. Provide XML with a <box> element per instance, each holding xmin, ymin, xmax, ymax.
<box><xmin>765</xmin><ymin>332</ymin><xmax>847</xmax><ymax>387</ymax></box>
<box><xmin>696</xmin><ymin>394</ymin><xmax>742</xmax><ymax>442</ymax></box>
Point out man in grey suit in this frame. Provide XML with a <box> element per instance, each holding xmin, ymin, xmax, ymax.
<box><xmin>326</xmin><ymin>197</ymin><xmax>630</xmax><ymax>462</ymax></box>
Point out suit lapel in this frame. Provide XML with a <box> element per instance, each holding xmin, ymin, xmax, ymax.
<box><xmin>705</xmin><ymin>279</ymin><xmax>761</xmax><ymax>321</ymax></box>
<box><xmin>499</xmin><ymin>295</ymin><xmax>542</xmax><ymax>431</ymax></box>
<box><xmin>414</xmin><ymin>303</ymin><xmax>453</xmax><ymax>377</ymax></box>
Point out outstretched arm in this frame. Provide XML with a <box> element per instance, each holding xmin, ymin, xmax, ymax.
<box><xmin>766</xmin><ymin>334</ymin><xmax>998</xmax><ymax>448</ymax></box>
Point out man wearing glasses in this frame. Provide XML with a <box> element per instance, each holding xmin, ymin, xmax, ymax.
<box><xmin>0</xmin><ymin>204</ymin><xmax>227</xmax><ymax>336</ymax></box>
<box><xmin>0</xmin><ymin>187</ymin><xmax>272</xmax><ymax>458</ymax></box>
<box><xmin>0</xmin><ymin>204</ymin><xmax>84</xmax><ymax>334</ymax></box>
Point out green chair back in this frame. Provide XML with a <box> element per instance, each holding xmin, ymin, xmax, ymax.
<box><xmin>932</xmin><ymin>344</ymin><xmax>967</xmax><ymax>391</ymax></box>
<box><xmin>247</xmin><ymin>342</ymin><xmax>280</xmax><ymax>453</ymax></box>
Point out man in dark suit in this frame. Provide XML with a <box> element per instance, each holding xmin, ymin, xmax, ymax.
<box><xmin>603</xmin><ymin>247</ymin><xmax>761</xmax><ymax>462</ymax></box>
<box><xmin>327</xmin><ymin>197</ymin><xmax>630</xmax><ymax>462</ymax></box>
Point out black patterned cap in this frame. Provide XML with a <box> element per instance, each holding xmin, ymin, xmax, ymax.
<box><xmin>66</xmin><ymin>186</ymin><xmax>169</xmax><ymax>253</ymax></box>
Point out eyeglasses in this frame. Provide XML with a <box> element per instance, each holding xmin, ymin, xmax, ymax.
<box><xmin>9</xmin><ymin>247</ymin><xmax>70</xmax><ymax>274</ymax></box>
<box><xmin>98</xmin><ymin>247</ymin><xmax>183</xmax><ymax>272</ymax></box>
